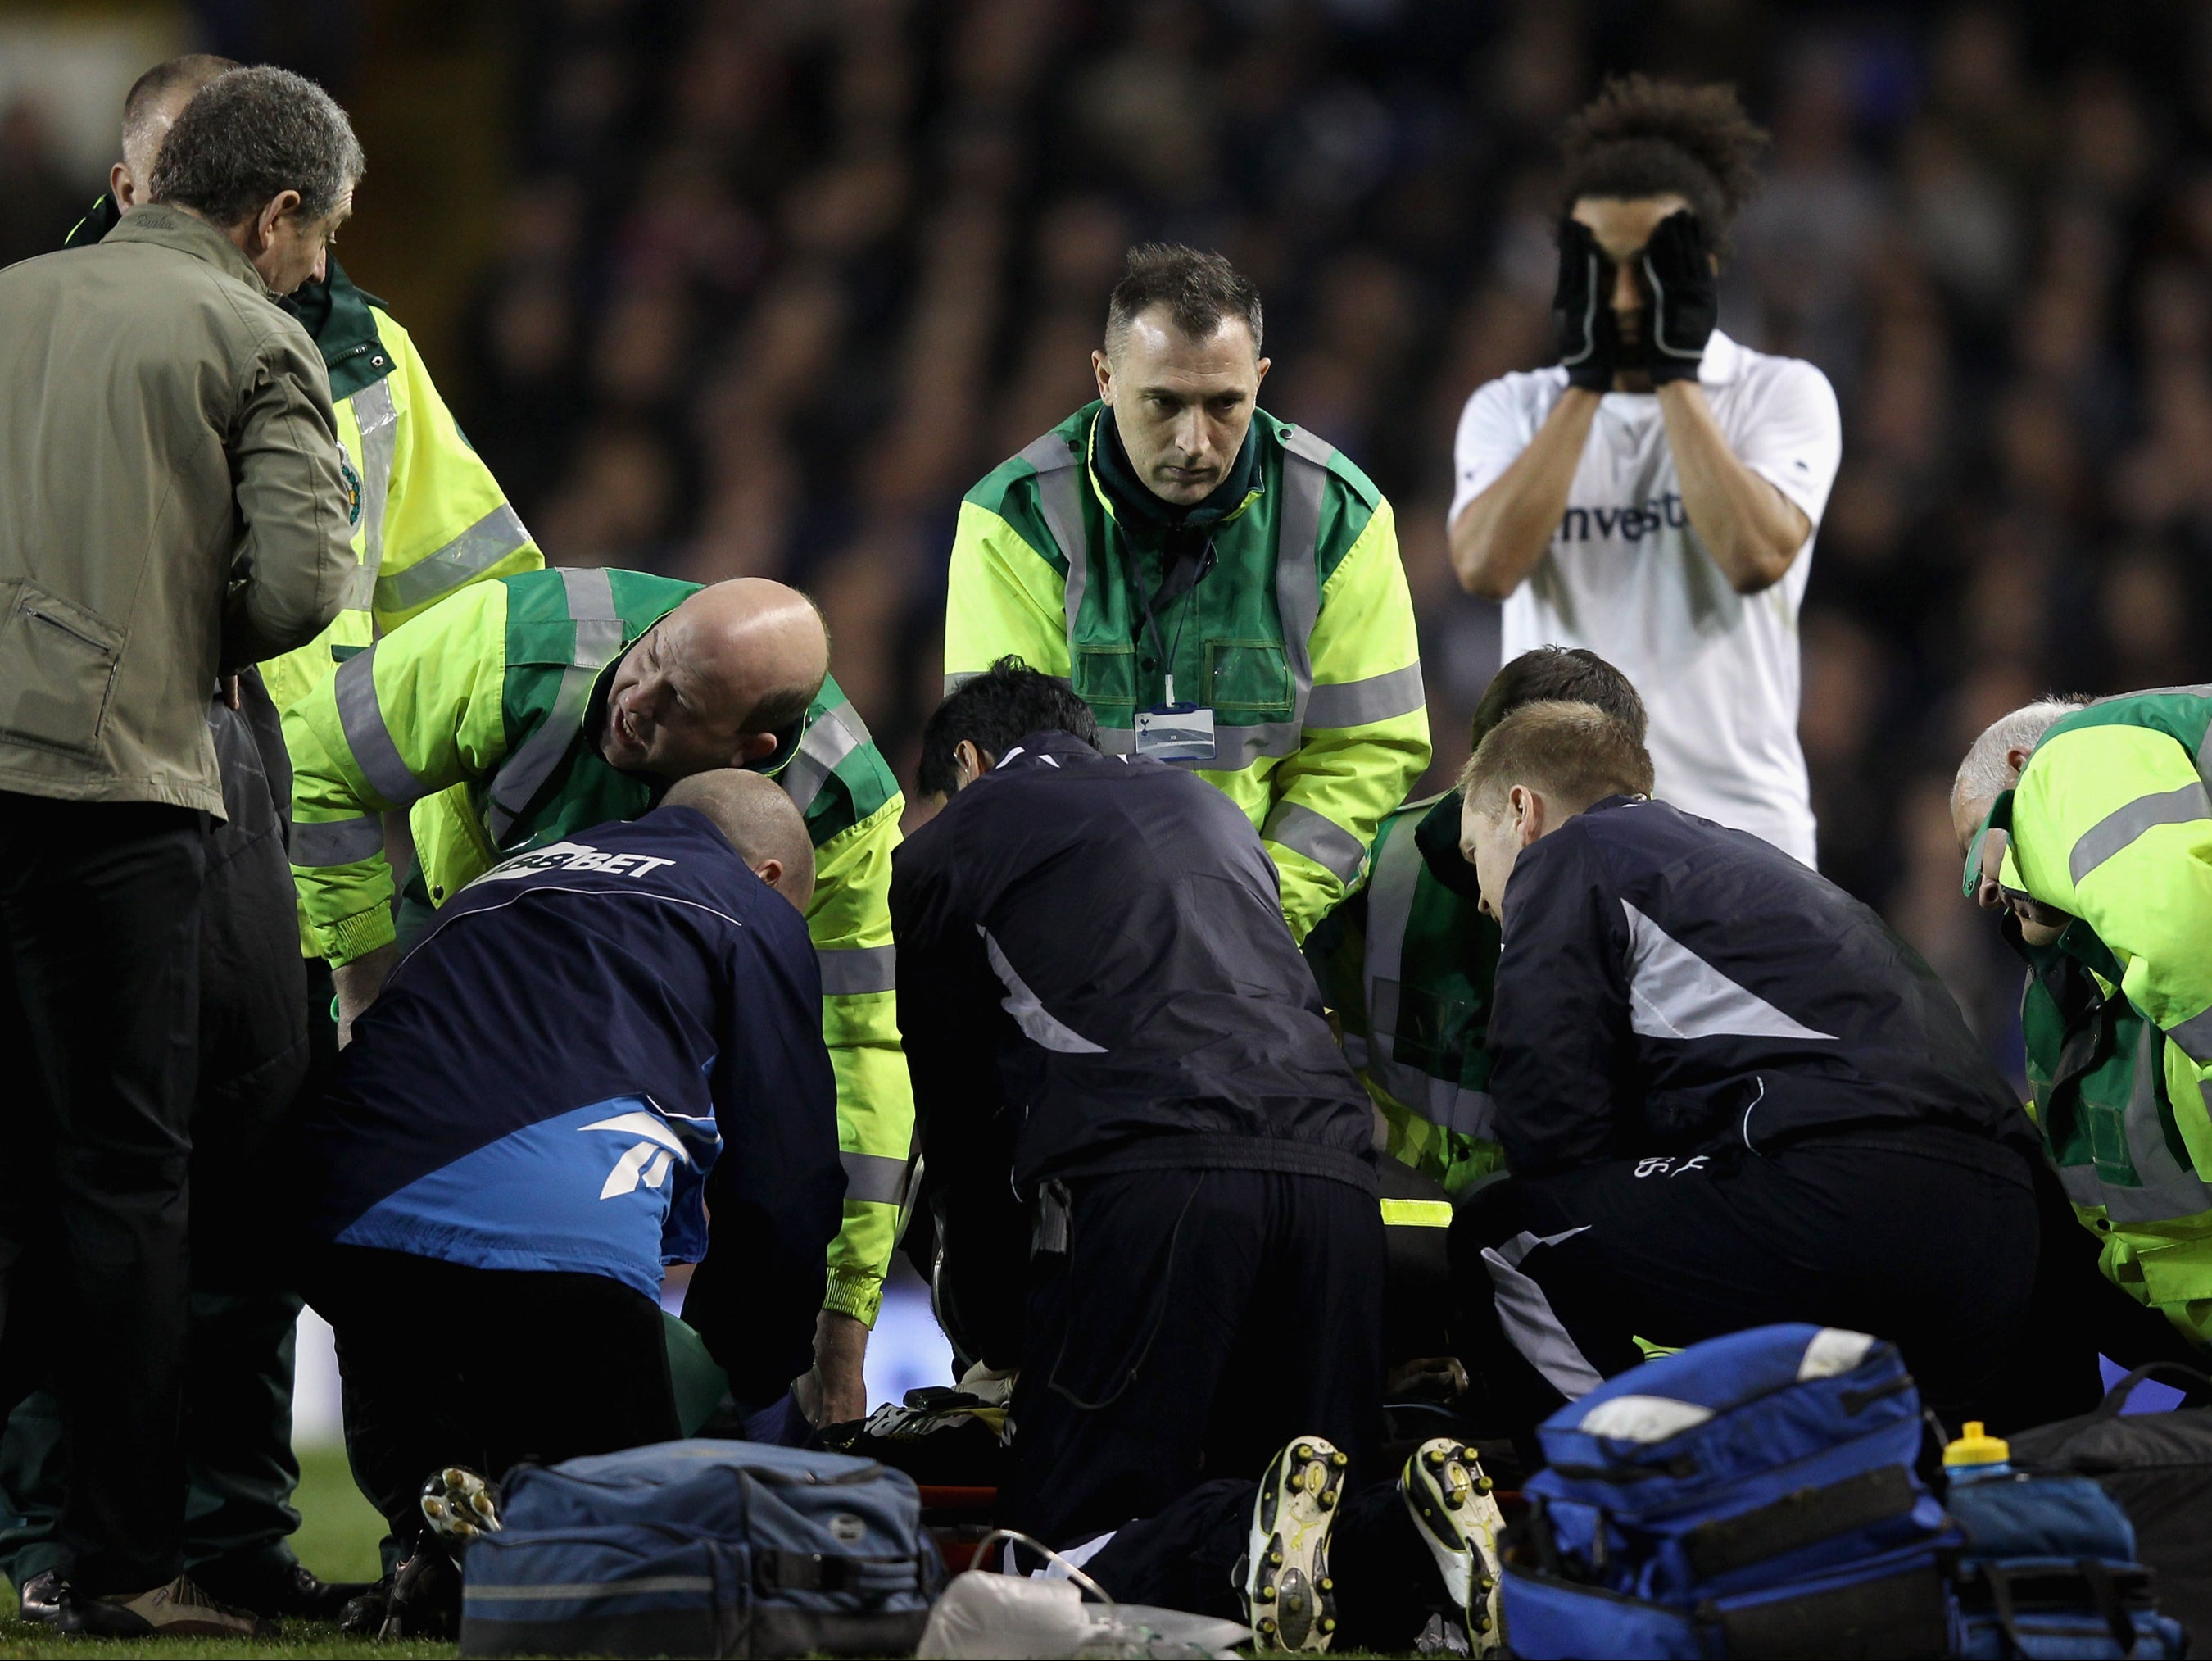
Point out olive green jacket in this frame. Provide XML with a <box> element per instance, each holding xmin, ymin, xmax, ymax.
<box><xmin>0</xmin><ymin>206</ymin><xmax>352</xmax><ymax>816</ymax></box>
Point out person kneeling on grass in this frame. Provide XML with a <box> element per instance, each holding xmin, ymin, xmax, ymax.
<box><xmin>297</xmin><ymin>771</ymin><xmax>844</xmax><ymax>1636</ymax></box>
<box><xmin>1447</xmin><ymin>701</ymin><xmax>2074</xmax><ymax>1444</ymax></box>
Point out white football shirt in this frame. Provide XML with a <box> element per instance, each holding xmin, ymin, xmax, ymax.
<box><xmin>1450</xmin><ymin>330</ymin><xmax>1842</xmax><ymax>866</ymax></box>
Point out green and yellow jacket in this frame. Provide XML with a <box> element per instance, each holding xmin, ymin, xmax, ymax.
<box><xmin>1306</xmin><ymin>789</ymin><xmax>1506</xmax><ymax>1196</ymax></box>
<box><xmin>944</xmin><ymin>402</ymin><xmax>1430</xmax><ymax>942</ymax></box>
<box><xmin>1970</xmin><ymin>687</ymin><xmax>2212</xmax><ymax>1339</ymax></box>
<box><xmin>283</xmin><ymin>567</ymin><xmax>912</xmax><ymax>1324</ymax></box>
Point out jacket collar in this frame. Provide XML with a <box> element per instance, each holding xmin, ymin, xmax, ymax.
<box><xmin>61</xmin><ymin>192</ymin><xmax>121</xmax><ymax>250</ymax></box>
<box><xmin>1087</xmin><ymin>404</ymin><xmax>1262</xmax><ymax>539</ymax></box>
<box><xmin>996</xmin><ymin>728</ymin><xmax>1104</xmax><ymax>770</ymax></box>
<box><xmin>66</xmin><ymin>202</ymin><xmax>396</xmax><ymax>397</ymax></box>
<box><xmin>283</xmin><ymin>257</ymin><xmax>398</xmax><ymax>399</ymax></box>
<box><xmin>102</xmin><ymin>205</ymin><xmax>275</xmax><ymax>299</ymax></box>
<box><xmin>1414</xmin><ymin>788</ymin><xmax>1485</xmax><ymax>904</ymax></box>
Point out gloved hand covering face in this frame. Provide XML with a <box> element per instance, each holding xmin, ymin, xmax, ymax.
<box><xmin>1639</xmin><ymin>209</ymin><xmax>1717</xmax><ymax>384</ymax></box>
<box><xmin>1552</xmin><ymin>217</ymin><xmax>1619</xmax><ymax>391</ymax></box>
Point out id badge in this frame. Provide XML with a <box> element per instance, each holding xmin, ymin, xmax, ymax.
<box><xmin>1135</xmin><ymin>702</ymin><xmax>1217</xmax><ymax>761</ymax></box>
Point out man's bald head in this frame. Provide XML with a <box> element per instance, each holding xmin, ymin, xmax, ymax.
<box><xmin>664</xmin><ymin>769</ymin><xmax>816</xmax><ymax>912</ymax></box>
<box><xmin>116</xmin><ymin>54</ymin><xmax>238</xmax><ymax>206</ymax></box>
<box><xmin>598</xmin><ymin>578</ymin><xmax>830</xmax><ymax>779</ymax></box>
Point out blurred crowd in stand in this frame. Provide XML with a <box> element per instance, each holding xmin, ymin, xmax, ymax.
<box><xmin>10</xmin><ymin>0</ymin><xmax>2212</xmax><ymax>1078</ymax></box>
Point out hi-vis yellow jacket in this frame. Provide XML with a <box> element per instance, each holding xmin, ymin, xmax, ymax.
<box><xmin>283</xmin><ymin>569</ymin><xmax>910</xmax><ymax>1325</ymax></box>
<box><xmin>256</xmin><ymin>259</ymin><xmax>543</xmax><ymax>716</ymax></box>
<box><xmin>1972</xmin><ymin>688</ymin><xmax>2212</xmax><ymax>1339</ymax></box>
<box><xmin>944</xmin><ymin>402</ymin><xmax>1430</xmax><ymax>942</ymax></box>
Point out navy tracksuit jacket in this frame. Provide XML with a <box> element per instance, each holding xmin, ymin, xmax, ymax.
<box><xmin>299</xmin><ymin>804</ymin><xmax>842</xmax><ymax>1401</ymax></box>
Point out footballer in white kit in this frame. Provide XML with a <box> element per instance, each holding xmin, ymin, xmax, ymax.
<box><xmin>1448</xmin><ymin>78</ymin><xmax>1841</xmax><ymax>867</ymax></box>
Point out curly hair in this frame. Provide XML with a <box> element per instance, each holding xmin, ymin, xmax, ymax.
<box><xmin>1560</xmin><ymin>76</ymin><xmax>1769</xmax><ymax>252</ymax></box>
<box><xmin>148</xmin><ymin>65</ymin><xmax>363</xmax><ymax>227</ymax></box>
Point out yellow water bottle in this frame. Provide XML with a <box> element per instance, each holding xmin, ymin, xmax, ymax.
<box><xmin>1942</xmin><ymin>1421</ymin><xmax>2014</xmax><ymax>1486</ymax></box>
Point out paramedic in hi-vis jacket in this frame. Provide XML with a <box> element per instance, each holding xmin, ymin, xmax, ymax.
<box><xmin>283</xmin><ymin>570</ymin><xmax>910</xmax><ymax>1424</ymax></box>
<box><xmin>942</xmin><ymin>244</ymin><xmax>1429</xmax><ymax>944</ymax></box>
<box><xmin>301</xmin><ymin>774</ymin><xmax>841</xmax><ymax>1637</ymax></box>
<box><xmin>1957</xmin><ymin>693</ymin><xmax>2212</xmax><ymax>1354</ymax></box>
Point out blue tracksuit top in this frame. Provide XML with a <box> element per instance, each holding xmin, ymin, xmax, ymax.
<box><xmin>301</xmin><ymin>805</ymin><xmax>843</xmax><ymax>1361</ymax></box>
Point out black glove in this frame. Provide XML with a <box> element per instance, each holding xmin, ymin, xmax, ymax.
<box><xmin>1639</xmin><ymin>210</ymin><xmax>1716</xmax><ymax>384</ymax></box>
<box><xmin>1552</xmin><ymin>217</ymin><xmax>1617</xmax><ymax>391</ymax></box>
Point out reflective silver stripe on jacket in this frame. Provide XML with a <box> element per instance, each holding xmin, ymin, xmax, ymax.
<box><xmin>841</xmin><ymin>1150</ymin><xmax>910</xmax><ymax>1206</ymax></box>
<box><xmin>345</xmin><ymin>378</ymin><xmax>400</xmax><ymax>611</ymax></box>
<box><xmin>1304</xmin><ymin>662</ymin><xmax>1426</xmax><ymax>729</ymax></box>
<box><xmin>781</xmin><ymin>701</ymin><xmax>871</xmax><ymax>819</ymax></box>
<box><xmin>2167</xmin><ymin>1005</ymin><xmax>2212</xmax><ymax>1069</ymax></box>
<box><xmin>486</xmin><ymin>566</ymin><xmax>623</xmax><ymax>844</ymax></box>
<box><xmin>1351</xmin><ymin>806</ymin><xmax>1494</xmax><ymax>1139</ymax></box>
<box><xmin>376</xmin><ymin>501</ymin><xmax>533</xmax><ymax>615</ymax></box>
<box><xmin>2068</xmin><ymin>781</ymin><xmax>2212</xmax><ymax>886</ymax></box>
<box><xmin>2060</xmin><ymin>1017</ymin><xmax>2212</xmax><ymax>1223</ymax></box>
<box><xmin>1018</xmin><ymin>431</ymin><xmax>1086</xmax><ymax>642</ymax></box>
<box><xmin>1274</xmin><ymin>427</ymin><xmax>1333</xmax><ymax>746</ymax></box>
<box><xmin>290</xmin><ymin>814</ymin><xmax>385</xmax><ymax>868</ymax></box>
<box><xmin>818</xmin><ymin>943</ymin><xmax>897</xmax><ymax>996</ymax></box>
<box><xmin>1264</xmin><ymin>800</ymin><xmax>1365</xmax><ymax>883</ymax></box>
<box><xmin>335</xmin><ymin>647</ymin><xmax>433</xmax><ymax>807</ymax></box>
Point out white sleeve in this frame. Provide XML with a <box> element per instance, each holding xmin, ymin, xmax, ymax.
<box><xmin>1733</xmin><ymin>357</ymin><xmax>1842</xmax><ymax>529</ymax></box>
<box><xmin>1449</xmin><ymin>375</ymin><xmax>1543</xmax><ymax>526</ymax></box>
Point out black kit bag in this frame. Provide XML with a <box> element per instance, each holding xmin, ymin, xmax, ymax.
<box><xmin>2009</xmin><ymin>1361</ymin><xmax>2212</xmax><ymax>1645</ymax></box>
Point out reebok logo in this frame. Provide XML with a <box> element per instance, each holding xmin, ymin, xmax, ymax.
<box><xmin>1557</xmin><ymin>492</ymin><xmax>1688</xmax><ymax>544</ymax></box>
<box><xmin>479</xmin><ymin>841</ymin><xmax>676</xmax><ymax>883</ymax></box>
<box><xmin>580</xmin><ymin>1109</ymin><xmax>696</xmax><ymax>1200</ymax></box>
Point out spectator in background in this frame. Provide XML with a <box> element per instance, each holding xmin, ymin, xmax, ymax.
<box><xmin>1448</xmin><ymin>77</ymin><xmax>1842</xmax><ymax>868</ymax></box>
<box><xmin>0</xmin><ymin>65</ymin><xmax>358</xmax><ymax>1637</ymax></box>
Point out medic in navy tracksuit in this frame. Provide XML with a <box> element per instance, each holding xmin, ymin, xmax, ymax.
<box><xmin>298</xmin><ymin>804</ymin><xmax>842</xmax><ymax>1544</ymax></box>
<box><xmin>1451</xmin><ymin>794</ymin><xmax>2058</xmax><ymax>1434</ymax></box>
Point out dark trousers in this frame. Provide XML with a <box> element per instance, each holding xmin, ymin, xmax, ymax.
<box><xmin>0</xmin><ymin>1289</ymin><xmax>306</xmax><ymax>1595</ymax></box>
<box><xmin>1086</xmin><ymin>1473</ymin><xmax>1438</xmax><ymax>1650</ymax></box>
<box><xmin>0</xmin><ymin>688</ymin><xmax>317</xmax><ymax>1600</ymax></box>
<box><xmin>0</xmin><ymin>793</ymin><xmax>203</xmax><ymax>1594</ymax></box>
<box><xmin>312</xmin><ymin>1247</ymin><xmax>682</xmax><ymax>1544</ymax></box>
<box><xmin>1005</xmin><ymin>1167</ymin><xmax>1384</xmax><ymax>1548</ymax></box>
<box><xmin>1450</xmin><ymin>1135</ymin><xmax>2047</xmax><ymax>1442</ymax></box>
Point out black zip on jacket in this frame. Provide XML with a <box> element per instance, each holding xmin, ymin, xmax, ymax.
<box><xmin>891</xmin><ymin>729</ymin><xmax>1376</xmax><ymax>1205</ymax></box>
<box><xmin>1488</xmin><ymin>796</ymin><xmax>2041</xmax><ymax>1179</ymax></box>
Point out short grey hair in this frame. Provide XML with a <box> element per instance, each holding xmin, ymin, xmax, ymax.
<box><xmin>120</xmin><ymin>54</ymin><xmax>238</xmax><ymax>179</ymax></box>
<box><xmin>1951</xmin><ymin>699</ymin><xmax>2087</xmax><ymax>824</ymax></box>
<box><xmin>147</xmin><ymin>66</ymin><xmax>364</xmax><ymax>227</ymax></box>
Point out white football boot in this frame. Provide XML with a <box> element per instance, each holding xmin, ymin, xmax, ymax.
<box><xmin>1399</xmin><ymin>1438</ymin><xmax>1507</xmax><ymax>1656</ymax></box>
<box><xmin>1240</xmin><ymin>1435</ymin><xmax>1350</xmax><ymax>1653</ymax></box>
